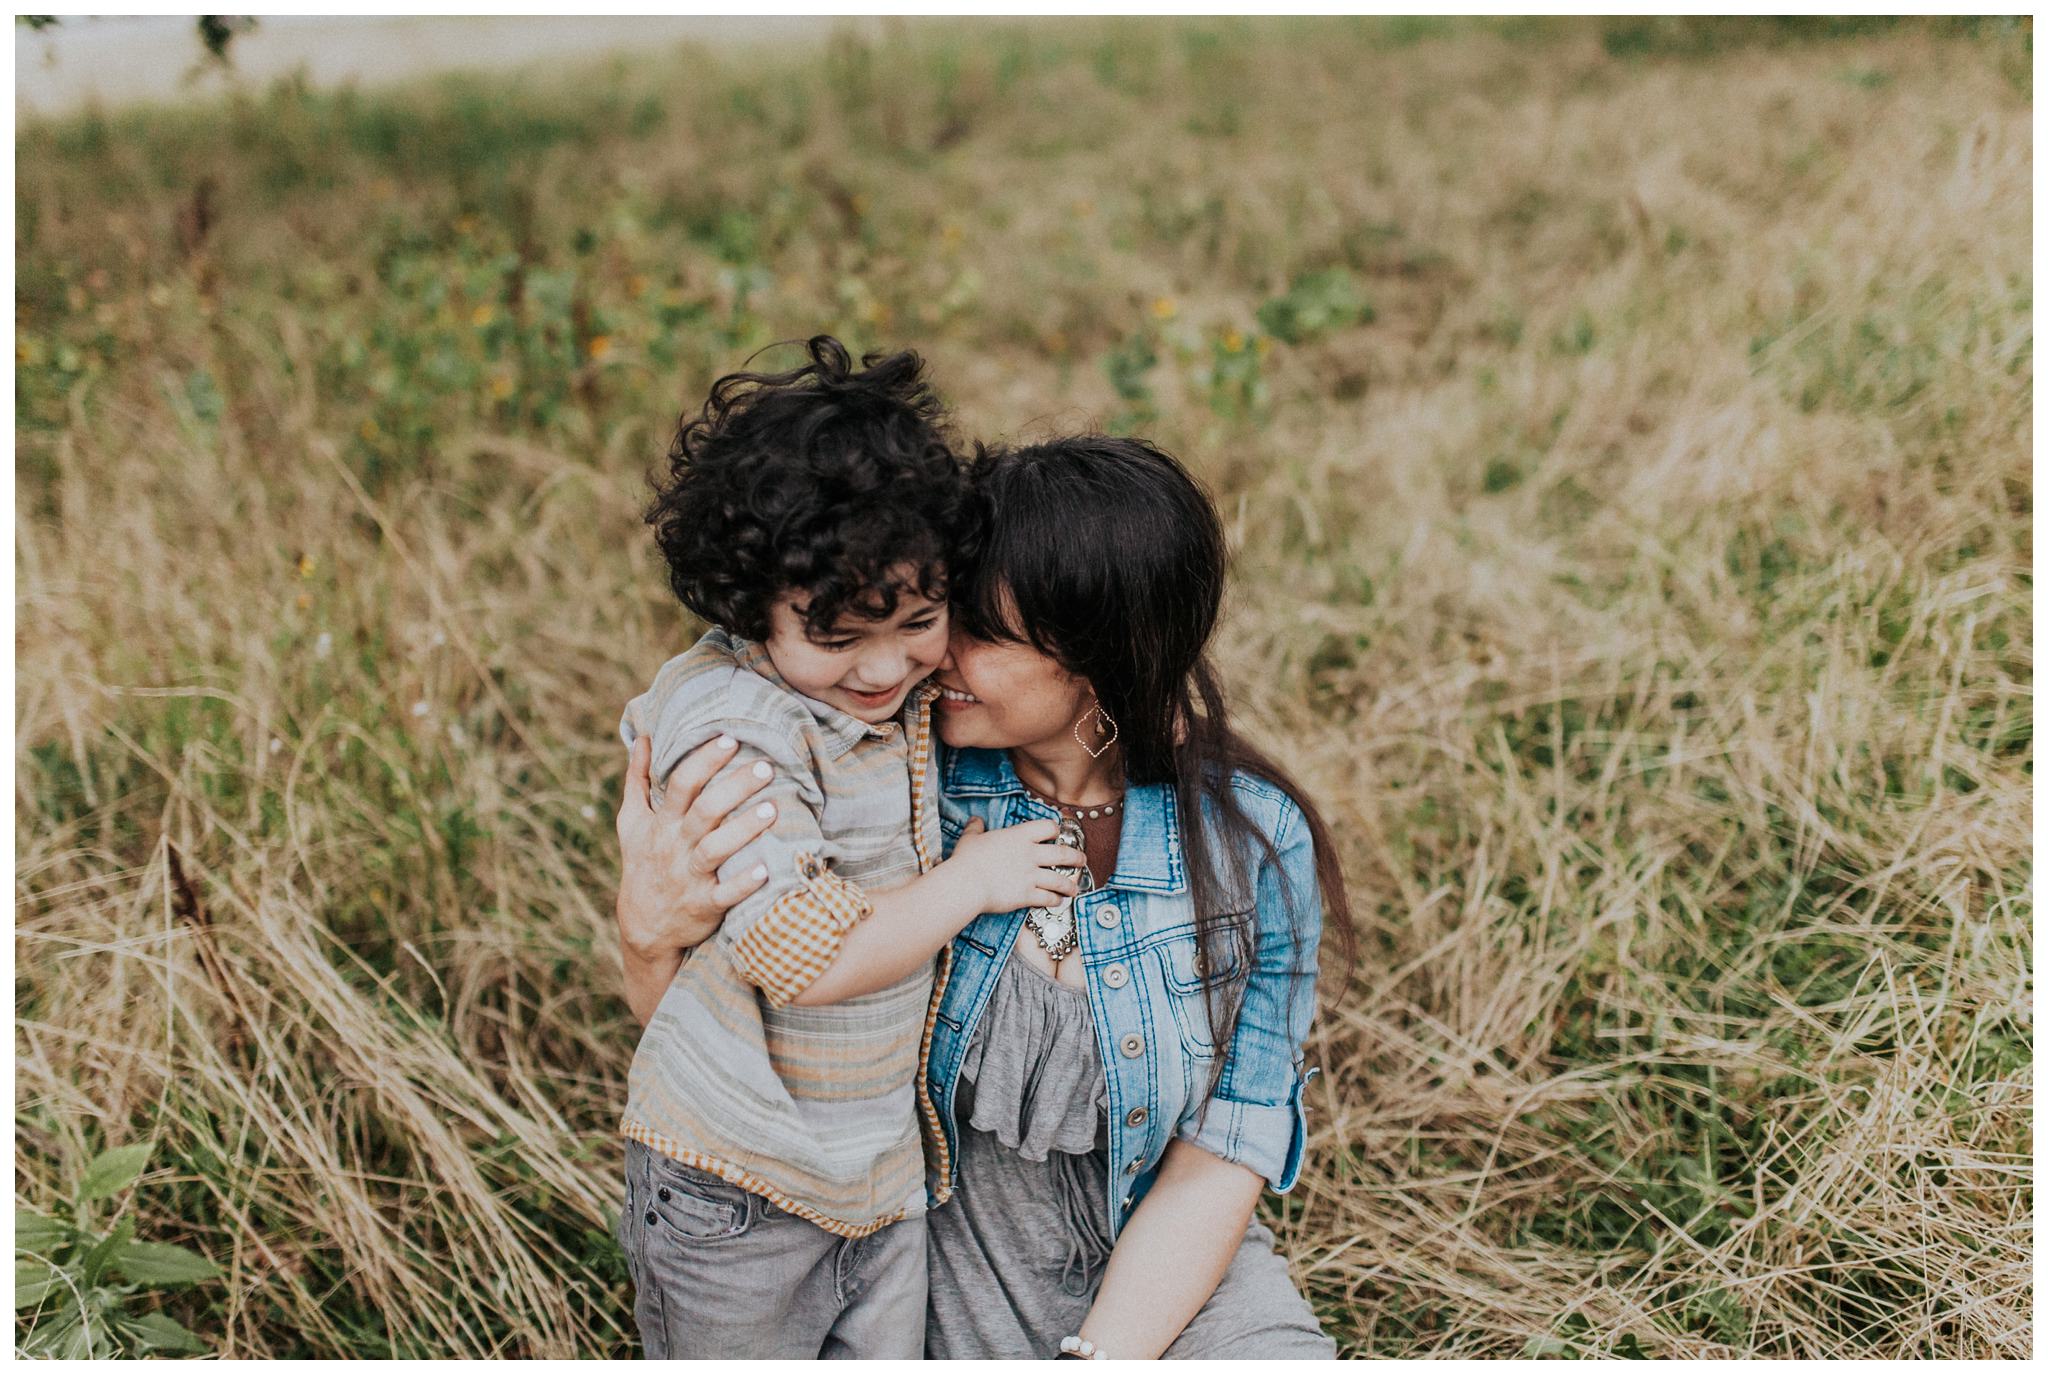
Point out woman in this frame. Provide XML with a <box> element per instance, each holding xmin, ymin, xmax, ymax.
<box><xmin>614</xmin><ymin>435</ymin><xmax>1353</xmax><ymax>1358</ymax></box>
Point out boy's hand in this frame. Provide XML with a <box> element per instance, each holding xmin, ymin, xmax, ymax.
<box><xmin>947</xmin><ymin>817</ymin><xmax>1088</xmax><ymax>913</ymax></box>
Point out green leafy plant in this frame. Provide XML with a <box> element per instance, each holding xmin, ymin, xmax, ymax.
<box><xmin>1102</xmin><ymin>328</ymin><xmax>1160</xmax><ymax>433</ymax></box>
<box><xmin>16</xmin><ymin>1142</ymin><xmax>219</xmax><ymax>1358</ymax></box>
<box><xmin>1199</xmin><ymin>325</ymin><xmax>1270</xmax><ymax>421</ymax></box>
<box><xmin>1255</xmin><ymin>268</ymin><xmax>1374</xmax><ymax>344</ymax></box>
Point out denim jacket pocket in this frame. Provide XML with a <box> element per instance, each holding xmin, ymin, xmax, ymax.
<box><xmin>1153</xmin><ymin>926</ymin><xmax>1248</xmax><ymax>1059</ymax></box>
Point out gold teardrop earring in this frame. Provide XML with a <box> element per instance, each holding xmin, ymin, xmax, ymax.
<box><xmin>1074</xmin><ymin>697</ymin><xmax>1119</xmax><ymax>760</ymax></box>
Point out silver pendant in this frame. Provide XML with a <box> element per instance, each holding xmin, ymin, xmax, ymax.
<box><xmin>1022</xmin><ymin>817</ymin><xmax>1091</xmax><ymax>966</ymax></box>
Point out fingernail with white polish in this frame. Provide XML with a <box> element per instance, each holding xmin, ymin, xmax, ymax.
<box><xmin>752</xmin><ymin>864</ymin><xmax>767</xmax><ymax>879</ymax></box>
<box><xmin>756</xmin><ymin>802</ymin><xmax>775</xmax><ymax>818</ymax></box>
<box><xmin>752</xmin><ymin>761</ymin><xmax>772</xmax><ymax>779</ymax></box>
<box><xmin>718</xmin><ymin>735</ymin><xmax>737</xmax><ymax>751</ymax></box>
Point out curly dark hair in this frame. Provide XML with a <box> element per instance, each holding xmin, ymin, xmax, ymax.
<box><xmin>646</xmin><ymin>336</ymin><xmax>974</xmax><ymax>642</ymax></box>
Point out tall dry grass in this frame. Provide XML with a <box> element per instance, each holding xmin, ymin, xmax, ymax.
<box><xmin>15</xmin><ymin>16</ymin><xmax>2031</xmax><ymax>1357</ymax></box>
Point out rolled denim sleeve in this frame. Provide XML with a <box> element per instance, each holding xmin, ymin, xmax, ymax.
<box><xmin>1177</xmin><ymin>795</ymin><xmax>1324</xmax><ymax>1192</ymax></box>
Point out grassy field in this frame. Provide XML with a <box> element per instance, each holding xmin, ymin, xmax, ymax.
<box><xmin>14</xmin><ymin>15</ymin><xmax>2032</xmax><ymax>1358</ymax></box>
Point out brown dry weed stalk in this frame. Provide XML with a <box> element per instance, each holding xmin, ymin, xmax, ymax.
<box><xmin>14</xmin><ymin>15</ymin><xmax>2031</xmax><ymax>1358</ymax></box>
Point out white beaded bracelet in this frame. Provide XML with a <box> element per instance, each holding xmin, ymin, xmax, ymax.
<box><xmin>1058</xmin><ymin>1334</ymin><xmax>1109</xmax><ymax>1359</ymax></box>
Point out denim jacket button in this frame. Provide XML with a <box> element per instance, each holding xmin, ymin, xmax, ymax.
<box><xmin>1096</xmin><ymin>905</ymin><xmax>1122</xmax><ymax>929</ymax></box>
<box><xmin>1124</xmin><ymin>1156</ymin><xmax>1145</xmax><ymax>1175</ymax></box>
<box><xmin>1124</xmin><ymin>1106</ymin><xmax>1147</xmax><ymax>1127</ymax></box>
<box><xmin>1103</xmin><ymin>963</ymin><xmax>1128</xmax><ymax>989</ymax></box>
<box><xmin>1118</xmin><ymin>1033</ymin><xmax>1144</xmax><ymax>1058</ymax></box>
<box><xmin>657</xmin><ymin>1186</ymin><xmax>671</xmax><ymax>1202</ymax></box>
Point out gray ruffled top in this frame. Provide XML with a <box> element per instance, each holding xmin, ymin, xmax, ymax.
<box><xmin>950</xmin><ymin>956</ymin><xmax>1115</xmax><ymax>1295</ymax></box>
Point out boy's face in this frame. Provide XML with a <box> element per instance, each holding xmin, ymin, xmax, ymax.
<box><xmin>762</xmin><ymin>568</ymin><xmax>950</xmax><ymax>725</ymax></box>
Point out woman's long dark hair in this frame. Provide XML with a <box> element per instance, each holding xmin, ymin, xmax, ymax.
<box><xmin>955</xmin><ymin>435</ymin><xmax>1356</xmax><ymax>1081</ymax></box>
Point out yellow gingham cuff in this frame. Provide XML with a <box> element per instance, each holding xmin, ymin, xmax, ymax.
<box><xmin>729</xmin><ymin>853</ymin><xmax>875</xmax><ymax>1005</ymax></box>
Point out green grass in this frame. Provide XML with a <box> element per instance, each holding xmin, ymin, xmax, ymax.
<box><xmin>15</xmin><ymin>14</ymin><xmax>2032</xmax><ymax>1358</ymax></box>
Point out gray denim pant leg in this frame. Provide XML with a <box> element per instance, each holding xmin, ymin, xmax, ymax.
<box><xmin>619</xmin><ymin>1139</ymin><xmax>926</xmax><ymax>1359</ymax></box>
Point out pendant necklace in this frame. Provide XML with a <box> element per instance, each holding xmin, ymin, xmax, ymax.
<box><xmin>1021</xmin><ymin>815</ymin><xmax>1091</xmax><ymax>968</ymax></box>
<box><xmin>1018</xmin><ymin>784</ymin><xmax>1123</xmax><ymax>969</ymax></box>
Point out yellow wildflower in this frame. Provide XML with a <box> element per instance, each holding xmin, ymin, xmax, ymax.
<box><xmin>297</xmin><ymin>554</ymin><xmax>317</xmax><ymax>579</ymax></box>
<box><xmin>470</xmin><ymin>304</ymin><xmax>495</xmax><ymax>328</ymax></box>
<box><xmin>1255</xmin><ymin>334</ymin><xmax>1274</xmax><ymax>358</ymax></box>
<box><xmin>587</xmin><ymin>335</ymin><xmax>613</xmax><ymax>361</ymax></box>
<box><xmin>1223</xmin><ymin>328</ymin><xmax>1246</xmax><ymax>353</ymax></box>
<box><xmin>627</xmin><ymin>274</ymin><xmax>649</xmax><ymax>297</ymax></box>
<box><xmin>488</xmin><ymin>372</ymin><xmax>515</xmax><ymax>400</ymax></box>
<box><xmin>1151</xmin><ymin>296</ymin><xmax>1177</xmax><ymax>320</ymax></box>
<box><xmin>454</xmin><ymin>215</ymin><xmax>478</xmax><ymax>236</ymax></box>
<box><xmin>296</xmin><ymin>591</ymin><xmax>313</xmax><ymax>611</ymax></box>
<box><xmin>360</xmin><ymin>417</ymin><xmax>381</xmax><ymax>442</ymax></box>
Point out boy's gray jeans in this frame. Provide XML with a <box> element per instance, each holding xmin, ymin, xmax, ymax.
<box><xmin>619</xmin><ymin>1138</ymin><xmax>927</xmax><ymax>1359</ymax></box>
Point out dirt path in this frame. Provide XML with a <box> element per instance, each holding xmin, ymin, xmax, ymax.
<box><xmin>15</xmin><ymin>14</ymin><xmax>859</xmax><ymax>118</ymax></box>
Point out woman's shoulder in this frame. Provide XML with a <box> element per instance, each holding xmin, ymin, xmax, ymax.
<box><xmin>939</xmin><ymin>744</ymin><xmax>1013</xmax><ymax>795</ymax></box>
<box><xmin>1207</xmin><ymin>767</ymin><xmax>1312</xmax><ymax>850</ymax></box>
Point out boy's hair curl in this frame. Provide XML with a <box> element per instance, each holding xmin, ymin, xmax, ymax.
<box><xmin>646</xmin><ymin>336</ymin><xmax>974</xmax><ymax>642</ymax></box>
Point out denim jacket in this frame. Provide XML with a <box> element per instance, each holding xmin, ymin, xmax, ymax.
<box><xmin>925</xmin><ymin>746</ymin><xmax>1324</xmax><ymax>1241</ymax></box>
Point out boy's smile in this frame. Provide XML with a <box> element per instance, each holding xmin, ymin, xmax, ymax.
<box><xmin>761</xmin><ymin>570</ymin><xmax>950</xmax><ymax>725</ymax></box>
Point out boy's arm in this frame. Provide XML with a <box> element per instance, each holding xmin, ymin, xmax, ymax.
<box><xmin>688</xmin><ymin>743</ymin><xmax>1065</xmax><ymax>1005</ymax></box>
<box><xmin>702</xmin><ymin>737</ymin><xmax>871</xmax><ymax>1006</ymax></box>
<box><xmin>775</xmin><ymin>815</ymin><xmax>1085</xmax><ymax>1006</ymax></box>
<box><xmin>784</xmin><ymin>860</ymin><xmax>984</xmax><ymax>1006</ymax></box>
<box><xmin>637</xmin><ymin>717</ymin><xmax>1080</xmax><ymax>1006</ymax></box>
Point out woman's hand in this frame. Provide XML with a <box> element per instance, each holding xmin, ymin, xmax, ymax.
<box><xmin>615</xmin><ymin>732</ymin><xmax>778</xmax><ymax>1023</ymax></box>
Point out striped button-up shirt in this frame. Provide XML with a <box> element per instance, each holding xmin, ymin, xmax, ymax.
<box><xmin>616</xmin><ymin>628</ymin><xmax>952</xmax><ymax>1236</ymax></box>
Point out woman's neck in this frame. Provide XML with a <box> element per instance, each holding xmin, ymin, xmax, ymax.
<box><xmin>1010</xmin><ymin>736</ymin><xmax>1124</xmax><ymax>808</ymax></box>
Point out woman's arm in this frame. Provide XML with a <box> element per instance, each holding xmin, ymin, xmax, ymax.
<box><xmin>614</xmin><ymin>732</ymin><xmax>776</xmax><ymax>1025</ymax></box>
<box><xmin>1077</xmin><ymin>795</ymin><xmax>1328</xmax><ymax>1355</ymax></box>
<box><xmin>1071</xmin><ymin>1139</ymin><xmax>1264</xmax><ymax>1358</ymax></box>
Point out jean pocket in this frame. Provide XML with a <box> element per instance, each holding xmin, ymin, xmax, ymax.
<box><xmin>645</xmin><ymin>1155</ymin><xmax>751</xmax><ymax>1241</ymax></box>
<box><xmin>1153</xmin><ymin>923</ymin><xmax>1251</xmax><ymax>1058</ymax></box>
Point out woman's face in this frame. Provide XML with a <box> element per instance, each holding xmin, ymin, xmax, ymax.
<box><xmin>932</xmin><ymin>623</ymin><xmax>1092</xmax><ymax>753</ymax></box>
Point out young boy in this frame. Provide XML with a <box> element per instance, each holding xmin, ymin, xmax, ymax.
<box><xmin>615</xmin><ymin>337</ymin><xmax>1079</xmax><ymax>1358</ymax></box>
